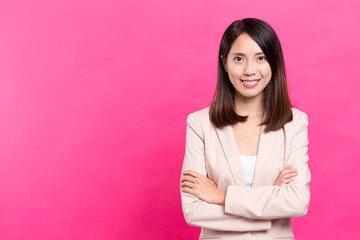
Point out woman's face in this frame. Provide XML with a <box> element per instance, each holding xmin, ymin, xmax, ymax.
<box><xmin>222</xmin><ymin>33</ymin><xmax>272</xmax><ymax>100</ymax></box>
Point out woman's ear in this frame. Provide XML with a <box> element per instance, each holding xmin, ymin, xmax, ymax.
<box><xmin>221</xmin><ymin>55</ymin><xmax>228</xmax><ymax>72</ymax></box>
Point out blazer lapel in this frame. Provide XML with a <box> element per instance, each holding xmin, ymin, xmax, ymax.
<box><xmin>215</xmin><ymin>125</ymin><xmax>246</xmax><ymax>186</ymax></box>
<box><xmin>215</xmin><ymin>122</ymin><xmax>283</xmax><ymax>187</ymax></box>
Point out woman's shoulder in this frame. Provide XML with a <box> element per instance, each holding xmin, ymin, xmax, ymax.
<box><xmin>187</xmin><ymin>106</ymin><xmax>210</xmax><ymax>118</ymax></box>
<box><xmin>290</xmin><ymin>107</ymin><xmax>308</xmax><ymax>122</ymax></box>
<box><xmin>186</xmin><ymin>106</ymin><xmax>211</xmax><ymax>127</ymax></box>
<box><xmin>291</xmin><ymin>107</ymin><xmax>308</xmax><ymax>118</ymax></box>
<box><xmin>288</xmin><ymin>107</ymin><xmax>309</xmax><ymax>131</ymax></box>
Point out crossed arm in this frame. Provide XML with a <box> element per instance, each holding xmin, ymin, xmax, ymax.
<box><xmin>181</xmin><ymin>165</ymin><xmax>297</xmax><ymax>205</ymax></box>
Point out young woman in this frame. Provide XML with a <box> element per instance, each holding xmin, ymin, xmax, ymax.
<box><xmin>180</xmin><ymin>18</ymin><xmax>310</xmax><ymax>239</ymax></box>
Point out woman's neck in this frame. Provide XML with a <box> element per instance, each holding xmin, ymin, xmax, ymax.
<box><xmin>233</xmin><ymin>92</ymin><xmax>264</xmax><ymax>118</ymax></box>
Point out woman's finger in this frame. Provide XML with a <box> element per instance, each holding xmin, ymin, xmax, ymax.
<box><xmin>279</xmin><ymin>172</ymin><xmax>297</xmax><ymax>181</ymax></box>
<box><xmin>274</xmin><ymin>167</ymin><xmax>298</xmax><ymax>186</ymax></box>
<box><xmin>181</xmin><ymin>186</ymin><xmax>194</xmax><ymax>194</ymax></box>
<box><xmin>284</xmin><ymin>178</ymin><xmax>295</xmax><ymax>184</ymax></box>
<box><xmin>181</xmin><ymin>181</ymin><xmax>195</xmax><ymax>189</ymax></box>
<box><xmin>181</xmin><ymin>175</ymin><xmax>197</xmax><ymax>183</ymax></box>
<box><xmin>279</xmin><ymin>168</ymin><xmax>297</xmax><ymax>177</ymax></box>
<box><xmin>183</xmin><ymin>170</ymin><xmax>202</xmax><ymax>178</ymax></box>
<box><xmin>282</xmin><ymin>172</ymin><xmax>298</xmax><ymax>179</ymax></box>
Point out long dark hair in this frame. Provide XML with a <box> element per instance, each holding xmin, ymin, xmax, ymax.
<box><xmin>209</xmin><ymin>18</ymin><xmax>293</xmax><ymax>133</ymax></box>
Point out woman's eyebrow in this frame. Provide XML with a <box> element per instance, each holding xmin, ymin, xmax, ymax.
<box><xmin>232</xmin><ymin>52</ymin><xmax>264</xmax><ymax>56</ymax></box>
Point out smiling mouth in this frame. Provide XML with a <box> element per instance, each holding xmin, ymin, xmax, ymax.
<box><xmin>240</xmin><ymin>79</ymin><xmax>260</xmax><ymax>82</ymax></box>
<box><xmin>241</xmin><ymin>79</ymin><xmax>260</xmax><ymax>84</ymax></box>
<box><xmin>240</xmin><ymin>79</ymin><xmax>260</xmax><ymax>87</ymax></box>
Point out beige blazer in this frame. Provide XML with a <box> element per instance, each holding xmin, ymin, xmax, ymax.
<box><xmin>180</xmin><ymin>107</ymin><xmax>311</xmax><ymax>240</ymax></box>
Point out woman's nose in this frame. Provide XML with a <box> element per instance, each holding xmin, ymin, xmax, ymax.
<box><xmin>244</xmin><ymin>62</ymin><xmax>256</xmax><ymax>75</ymax></box>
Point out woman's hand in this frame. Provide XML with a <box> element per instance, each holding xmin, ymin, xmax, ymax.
<box><xmin>274</xmin><ymin>165</ymin><xmax>298</xmax><ymax>186</ymax></box>
<box><xmin>181</xmin><ymin>170</ymin><xmax>226</xmax><ymax>205</ymax></box>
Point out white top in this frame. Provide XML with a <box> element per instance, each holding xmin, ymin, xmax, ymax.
<box><xmin>239</xmin><ymin>154</ymin><xmax>257</xmax><ymax>187</ymax></box>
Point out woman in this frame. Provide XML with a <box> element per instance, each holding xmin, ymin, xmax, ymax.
<box><xmin>180</xmin><ymin>18</ymin><xmax>310</xmax><ymax>239</ymax></box>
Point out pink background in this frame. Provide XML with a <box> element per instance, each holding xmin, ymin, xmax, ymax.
<box><xmin>1</xmin><ymin>0</ymin><xmax>359</xmax><ymax>239</ymax></box>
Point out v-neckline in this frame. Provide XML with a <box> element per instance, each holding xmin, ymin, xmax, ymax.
<box><xmin>230</xmin><ymin>123</ymin><xmax>264</xmax><ymax>184</ymax></box>
<box><xmin>231</xmin><ymin>123</ymin><xmax>263</xmax><ymax>157</ymax></box>
<box><xmin>214</xmin><ymin>113</ymin><xmax>282</xmax><ymax>186</ymax></box>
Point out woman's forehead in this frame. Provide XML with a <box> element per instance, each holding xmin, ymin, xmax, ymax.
<box><xmin>229</xmin><ymin>33</ymin><xmax>263</xmax><ymax>55</ymax></box>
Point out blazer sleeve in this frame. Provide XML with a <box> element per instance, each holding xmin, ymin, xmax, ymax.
<box><xmin>180</xmin><ymin>113</ymin><xmax>272</xmax><ymax>231</ymax></box>
<box><xmin>224</xmin><ymin>112</ymin><xmax>311</xmax><ymax>220</ymax></box>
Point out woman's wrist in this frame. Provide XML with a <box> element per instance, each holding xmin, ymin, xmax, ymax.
<box><xmin>217</xmin><ymin>190</ymin><xmax>227</xmax><ymax>205</ymax></box>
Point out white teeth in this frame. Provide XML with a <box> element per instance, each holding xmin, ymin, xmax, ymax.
<box><xmin>242</xmin><ymin>80</ymin><xmax>259</xmax><ymax>85</ymax></box>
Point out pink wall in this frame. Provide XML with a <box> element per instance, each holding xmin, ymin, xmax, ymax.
<box><xmin>1</xmin><ymin>0</ymin><xmax>359</xmax><ymax>239</ymax></box>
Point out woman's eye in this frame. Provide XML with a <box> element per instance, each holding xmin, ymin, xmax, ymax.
<box><xmin>258</xmin><ymin>56</ymin><xmax>266</xmax><ymax>61</ymax></box>
<box><xmin>234</xmin><ymin>57</ymin><xmax>243</xmax><ymax>61</ymax></box>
